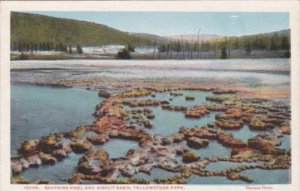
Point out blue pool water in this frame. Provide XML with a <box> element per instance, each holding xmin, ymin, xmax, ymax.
<box><xmin>11</xmin><ymin>84</ymin><xmax>102</xmax><ymax>151</ymax></box>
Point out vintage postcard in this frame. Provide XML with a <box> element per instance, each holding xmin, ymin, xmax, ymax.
<box><xmin>1</xmin><ymin>1</ymin><xmax>300</xmax><ymax>191</ymax></box>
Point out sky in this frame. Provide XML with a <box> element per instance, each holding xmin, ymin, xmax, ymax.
<box><xmin>28</xmin><ymin>11</ymin><xmax>289</xmax><ymax>36</ymax></box>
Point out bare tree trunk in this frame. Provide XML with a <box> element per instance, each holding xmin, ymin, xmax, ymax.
<box><xmin>190</xmin><ymin>44</ymin><xmax>193</xmax><ymax>59</ymax></box>
<box><xmin>228</xmin><ymin>39</ymin><xmax>231</xmax><ymax>59</ymax></box>
<box><xmin>197</xmin><ymin>28</ymin><xmax>201</xmax><ymax>59</ymax></box>
<box><xmin>200</xmin><ymin>35</ymin><xmax>203</xmax><ymax>59</ymax></box>
<box><xmin>181</xmin><ymin>37</ymin><xmax>184</xmax><ymax>59</ymax></box>
<box><xmin>153</xmin><ymin>40</ymin><xmax>157</xmax><ymax>60</ymax></box>
<box><xmin>214</xmin><ymin>44</ymin><xmax>217</xmax><ymax>59</ymax></box>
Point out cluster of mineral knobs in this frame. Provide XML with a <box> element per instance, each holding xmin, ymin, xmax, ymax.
<box><xmin>11</xmin><ymin>86</ymin><xmax>290</xmax><ymax>184</ymax></box>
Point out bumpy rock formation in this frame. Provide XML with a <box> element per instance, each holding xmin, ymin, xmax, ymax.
<box><xmin>98</xmin><ymin>90</ymin><xmax>111</xmax><ymax>98</ymax></box>
<box><xmin>248</xmin><ymin>135</ymin><xmax>284</xmax><ymax>155</ymax></box>
<box><xmin>52</xmin><ymin>149</ymin><xmax>68</xmax><ymax>161</ymax></box>
<box><xmin>182</xmin><ymin>151</ymin><xmax>200</xmax><ymax>163</ymax></box>
<box><xmin>161</xmin><ymin>104</ymin><xmax>187</xmax><ymax>112</ymax></box>
<box><xmin>187</xmin><ymin>137</ymin><xmax>209</xmax><ymax>149</ymax></box>
<box><xmin>124</xmin><ymin>99</ymin><xmax>162</xmax><ymax>107</ymax></box>
<box><xmin>38</xmin><ymin>135</ymin><xmax>61</xmax><ymax>154</ymax></box>
<box><xmin>77</xmin><ymin>149</ymin><xmax>109</xmax><ymax>175</ymax></box>
<box><xmin>213</xmin><ymin>89</ymin><xmax>237</xmax><ymax>95</ymax></box>
<box><xmin>185</xmin><ymin>96</ymin><xmax>195</xmax><ymax>101</ymax></box>
<box><xmin>11</xmin><ymin>176</ymin><xmax>30</xmax><ymax>184</ymax></box>
<box><xmin>154</xmin><ymin>168</ymin><xmax>191</xmax><ymax>184</ymax></box>
<box><xmin>185</xmin><ymin>105</ymin><xmax>209</xmax><ymax>118</ymax></box>
<box><xmin>215</xmin><ymin>108</ymin><xmax>243</xmax><ymax>120</ymax></box>
<box><xmin>206</xmin><ymin>95</ymin><xmax>234</xmax><ymax>103</ymax></box>
<box><xmin>39</xmin><ymin>152</ymin><xmax>57</xmax><ymax>165</ymax></box>
<box><xmin>217</xmin><ymin>133</ymin><xmax>247</xmax><ymax>148</ymax></box>
<box><xmin>249</xmin><ymin>116</ymin><xmax>269</xmax><ymax>130</ymax></box>
<box><xmin>227</xmin><ymin>172</ymin><xmax>253</xmax><ymax>183</ymax></box>
<box><xmin>215</xmin><ymin>120</ymin><xmax>243</xmax><ymax>130</ymax></box>
<box><xmin>18</xmin><ymin>140</ymin><xmax>38</xmax><ymax>156</ymax></box>
<box><xmin>70</xmin><ymin>140</ymin><xmax>92</xmax><ymax>154</ymax></box>
<box><xmin>87</xmin><ymin>134</ymin><xmax>109</xmax><ymax>145</ymax></box>
<box><xmin>119</xmin><ymin>90</ymin><xmax>151</xmax><ymax>98</ymax></box>
<box><xmin>11</xmin><ymin>159</ymin><xmax>24</xmax><ymax>175</ymax></box>
<box><xmin>65</xmin><ymin>126</ymin><xmax>88</xmax><ymax>138</ymax></box>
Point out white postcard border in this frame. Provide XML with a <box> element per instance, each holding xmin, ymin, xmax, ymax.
<box><xmin>1</xmin><ymin>1</ymin><xmax>299</xmax><ymax>191</ymax></box>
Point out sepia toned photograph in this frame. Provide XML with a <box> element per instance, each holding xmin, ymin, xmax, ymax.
<box><xmin>1</xmin><ymin>1</ymin><xmax>300</xmax><ymax>191</ymax></box>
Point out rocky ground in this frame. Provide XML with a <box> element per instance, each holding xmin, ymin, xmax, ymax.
<box><xmin>10</xmin><ymin>60</ymin><xmax>291</xmax><ymax>184</ymax></box>
<box><xmin>11</xmin><ymin>86</ymin><xmax>291</xmax><ymax>184</ymax></box>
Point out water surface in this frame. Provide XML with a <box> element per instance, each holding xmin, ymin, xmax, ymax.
<box><xmin>228</xmin><ymin>125</ymin><xmax>260</xmax><ymax>142</ymax></box>
<box><xmin>240</xmin><ymin>169</ymin><xmax>290</xmax><ymax>184</ymax></box>
<box><xmin>95</xmin><ymin>139</ymin><xmax>139</xmax><ymax>159</ymax></box>
<box><xmin>279</xmin><ymin>135</ymin><xmax>290</xmax><ymax>150</ymax></box>
<box><xmin>19</xmin><ymin>153</ymin><xmax>82</xmax><ymax>184</ymax></box>
<box><xmin>11</xmin><ymin>84</ymin><xmax>102</xmax><ymax>151</ymax></box>
<box><xmin>149</xmin><ymin>107</ymin><xmax>218</xmax><ymax>136</ymax></box>
<box><xmin>188</xmin><ymin>174</ymin><xmax>246</xmax><ymax>184</ymax></box>
<box><xmin>182</xmin><ymin>140</ymin><xmax>231</xmax><ymax>159</ymax></box>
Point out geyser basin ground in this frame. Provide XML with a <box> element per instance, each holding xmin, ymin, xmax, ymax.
<box><xmin>10</xmin><ymin>59</ymin><xmax>291</xmax><ymax>185</ymax></box>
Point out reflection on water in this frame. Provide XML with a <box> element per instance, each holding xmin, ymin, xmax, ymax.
<box><xmin>11</xmin><ymin>84</ymin><xmax>102</xmax><ymax>151</ymax></box>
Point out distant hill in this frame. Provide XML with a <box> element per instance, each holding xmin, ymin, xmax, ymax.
<box><xmin>11</xmin><ymin>12</ymin><xmax>152</xmax><ymax>47</ymax></box>
<box><xmin>131</xmin><ymin>33</ymin><xmax>169</xmax><ymax>43</ymax></box>
<box><xmin>165</xmin><ymin>30</ymin><xmax>290</xmax><ymax>43</ymax></box>
<box><xmin>165</xmin><ymin>34</ymin><xmax>223</xmax><ymax>42</ymax></box>
<box><xmin>261</xmin><ymin>29</ymin><xmax>290</xmax><ymax>37</ymax></box>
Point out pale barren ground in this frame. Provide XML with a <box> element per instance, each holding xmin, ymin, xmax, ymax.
<box><xmin>11</xmin><ymin>59</ymin><xmax>290</xmax><ymax>100</ymax></box>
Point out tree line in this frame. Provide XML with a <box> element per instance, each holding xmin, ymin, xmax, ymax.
<box><xmin>157</xmin><ymin>32</ymin><xmax>290</xmax><ymax>58</ymax></box>
<box><xmin>11</xmin><ymin>41</ymin><xmax>83</xmax><ymax>54</ymax></box>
